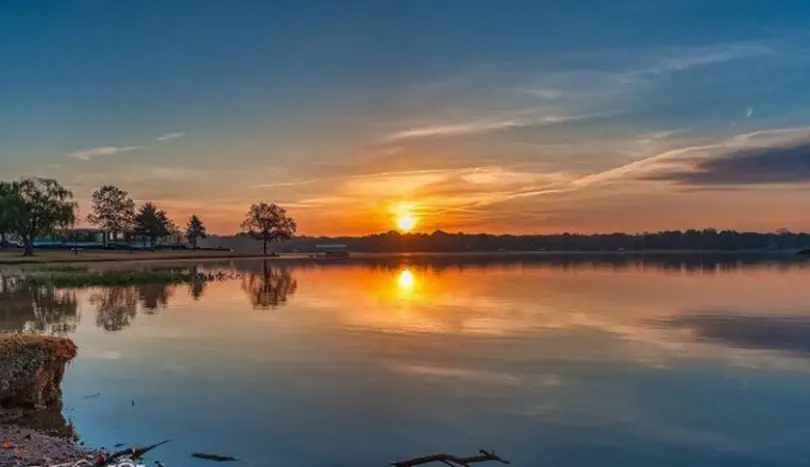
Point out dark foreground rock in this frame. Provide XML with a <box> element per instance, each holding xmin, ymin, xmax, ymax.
<box><xmin>0</xmin><ymin>424</ymin><xmax>97</xmax><ymax>466</ymax></box>
<box><xmin>0</xmin><ymin>334</ymin><xmax>90</xmax><ymax>466</ymax></box>
<box><xmin>0</xmin><ymin>334</ymin><xmax>77</xmax><ymax>410</ymax></box>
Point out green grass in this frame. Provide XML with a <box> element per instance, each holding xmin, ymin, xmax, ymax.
<box><xmin>18</xmin><ymin>269</ymin><xmax>236</xmax><ymax>288</ymax></box>
<box><xmin>20</xmin><ymin>264</ymin><xmax>89</xmax><ymax>273</ymax></box>
<box><xmin>0</xmin><ymin>249</ymin><xmax>256</xmax><ymax>265</ymax></box>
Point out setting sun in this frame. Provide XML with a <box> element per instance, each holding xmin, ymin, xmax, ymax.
<box><xmin>396</xmin><ymin>215</ymin><xmax>417</xmax><ymax>232</ymax></box>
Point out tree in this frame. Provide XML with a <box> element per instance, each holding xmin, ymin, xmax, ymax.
<box><xmin>86</xmin><ymin>185</ymin><xmax>136</xmax><ymax>244</ymax></box>
<box><xmin>1</xmin><ymin>178</ymin><xmax>76</xmax><ymax>256</ymax></box>
<box><xmin>0</xmin><ymin>181</ymin><xmax>14</xmax><ymax>246</ymax></box>
<box><xmin>133</xmin><ymin>202</ymin><xmax>172</xmax><ymax>248</ymax></box>
<box><xmin>240</xmin><ymin>203</ymin><xmax>296</xmax><ymax>255</ymax></box>
<box><xmin>185</xmin><ymin>215</ymin><xmax>207</xmax><ymax>249</ymax></box>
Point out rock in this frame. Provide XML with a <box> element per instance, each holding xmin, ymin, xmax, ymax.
<box><xmin>0</xmin><ymin>334</ymin><xmax>77</xmax><ymax>411</ymax></box>
<box><xmin>0</xmin><ymin>335</ymin><xmax>100</xmax><ymax>465</ymax></box>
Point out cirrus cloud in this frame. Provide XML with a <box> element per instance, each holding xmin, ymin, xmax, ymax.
<box><xmin>156</xmin><ymin>132</ymin><xmax>186</xmax><ymax>142</ymax></box>
<box><xmin>67</xmin><ymin>145</ymin><xmax>142</xmax><ymax>160</ymax></box>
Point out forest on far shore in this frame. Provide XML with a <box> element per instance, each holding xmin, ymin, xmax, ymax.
<box><xmin>202</xmin><ymin>228</ymin><xmax>810</xmax><ymax>253</ymax></box>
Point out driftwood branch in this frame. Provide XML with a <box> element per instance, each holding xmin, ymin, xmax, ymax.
<box><xmin>392</xmin><ymin>449</ymin><xmax>510</xmax><ymax>467</ymax></box>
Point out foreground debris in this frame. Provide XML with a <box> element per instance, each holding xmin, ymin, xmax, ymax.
<box><xmin>0</xmin><ymin>424</ymin><xmax>97</xmax><ymax>467</ymax></box>
<box><xmin>392</xmin><ymin>449</ymin><xmax>510</xmax><ymax>467</ymax></box>
<box><xmin>191</xmin><ymin>452</ymin><xmax>240</xmax><ymax>462</ymax></box>
<box><xmin>94</xmin><ymin>439</ymin><xmax>171</xmax><ymax>466</ymax></box>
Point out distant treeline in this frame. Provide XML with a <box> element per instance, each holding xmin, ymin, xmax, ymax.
<box><xmin>202</xmin><ymin>229</ymin><xmax>810</xmax><ymax>253</ymax></box>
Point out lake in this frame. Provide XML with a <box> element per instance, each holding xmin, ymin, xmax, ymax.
<box><xmin>3</xmin><ymin>253</ymin><xmax>810</xmax><ymax>466</ymax></box>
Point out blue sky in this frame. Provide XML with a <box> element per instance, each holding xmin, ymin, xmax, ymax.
<box><xmin>3</xmin><ymin>1</ymin><xmax>810</xmax><ymax>234</ymax></box>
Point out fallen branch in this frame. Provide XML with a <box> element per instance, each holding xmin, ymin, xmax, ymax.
<box><xmin>104</xmin><ymin>439</ymin><xmax>171</xmax><ymax>464</ymax></box>
<box><xmin>392</xmin><ymin>449</ymin><xmax>510</xmax><ymax>467</ymax></box>
<box><xmin>191</xmin><ymin>452</ymin><xmax>240</xmax><ymax>462</ymax></box>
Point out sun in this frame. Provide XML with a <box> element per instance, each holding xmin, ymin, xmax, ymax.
<box><xmin>396</xmin><ymin>215</ymin><xmax>417</xmax><ymax>232</ymax></box>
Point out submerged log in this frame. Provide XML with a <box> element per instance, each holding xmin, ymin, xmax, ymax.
<box><xmin>0</xmin><ymin>334</ymin><xmax>77</xmax><ymax>410</ymax></box>
<box><xmin>191</xmin><ymin>452</ymin><xmax>240</xmax><ymax>462</ymax></box>
<box><xmin>392</xmin><ymin>450</ymin><xmax>510</xmax><ymax>467</ymax></box>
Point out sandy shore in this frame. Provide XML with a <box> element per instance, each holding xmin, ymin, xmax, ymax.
<box><xmin>0</xmin><ymin>425</ymin><xmax>97</xmax><ymax>467</ymax></box>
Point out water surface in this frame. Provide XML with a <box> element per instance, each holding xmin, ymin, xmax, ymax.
<box><xmin>3</xmin><ymin>254</ymin><xmax>810</xmax><ymax>466</ymax></box>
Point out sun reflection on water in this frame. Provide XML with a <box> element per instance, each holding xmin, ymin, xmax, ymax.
<box><xmin>397</xmin><ymin>268</ymin><xmax>416</xmax><ymax>298</ymax></box>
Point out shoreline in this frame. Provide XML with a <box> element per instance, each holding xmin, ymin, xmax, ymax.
<box><xmin>0</xmin><ymin>250</ymin><xmax>285</xmax><ymax>266</ymax></box>
<box><xmin>0</xmin><ymin>248</ymin><xmax>804</xmax><ymax>267</ymax></box>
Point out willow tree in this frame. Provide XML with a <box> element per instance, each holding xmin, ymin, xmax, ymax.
<box><xmin>1</xmin><ymin>178</ymin><xmax>77</xmax><ymax>256</ymax></box>
<box><xmin>240</xmin><ymin>203</ymin><xmax>296</xmax><ymax>256</ymax></box>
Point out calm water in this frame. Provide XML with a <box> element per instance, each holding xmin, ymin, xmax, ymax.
<box><xmin>4</xmin><ymin>254</ymin><xmax>810</xmax><ymax>466</ymax></box>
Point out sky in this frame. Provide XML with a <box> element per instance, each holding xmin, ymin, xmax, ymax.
<box><xmin>4</xmin><ymin>1</ymin><xmax>810</xmax><ymax>235</ymax></box>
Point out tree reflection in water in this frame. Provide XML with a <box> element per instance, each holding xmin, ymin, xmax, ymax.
<box><xmin>0</xmin><ymin>276</ymin><xmax>79</xmax><ymax>334</ymax></box>
<box><xmin>91</xmin><ymin>282</ymin><xmax>176</xmax><ymax>331</ymax></box>
<box><xmin>91</xmin><ymin>286</ymin><xmax>138</xmax><ymax>332</ymax></box>
<box><xmin>137</xmin><ymin>283</ymin><xmax>174</xmax><ymax>312</ymax></box>
<box><xmin>188</xmin><ymin>277</ymin><xmax>207</xmax><ymax>301</ymax></box>
<box><xmin>241</xmin><ymin>261</ymin><xmax>297</xmax><ymax>310</ymax></box>
<box><xmin>0</xmin><ymin>266</ymin><xmax>220</xmax><ymax>334</ymax></box>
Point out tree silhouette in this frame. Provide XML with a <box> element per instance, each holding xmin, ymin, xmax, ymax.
<box><xmin>240</xmin><ymin>203</ymin><xmax>296</xmax><ymax>256</ymax></box>
<box><xmin>0</xmin><ymin>178</ymin><xmax>76</xmax><ymax>255</ymax></box>
<box><xmin>134</xmin><ymin>202</ymin><xmax>173</xmax><ymax>248</ymax></box>
<box><xmin>86</xmin><ymin>185</ymin><xmax>136</xmax><ymax>244</ymax></box>
<box><xmin>185</xmin><ymin>214</ymin><xmax>207</xmax><ymax>249</ymax></box>
<box><xmin>241</xmin><ymin>261</ymin><xmax>298</xmax><ymax>309</ymax></box>
<box><xmin>0</xmin><ymin>182</ymin><xmax>15</xmax><ymax>246</ymax></box>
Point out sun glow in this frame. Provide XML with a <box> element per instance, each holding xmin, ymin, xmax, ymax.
<box><xmin>396</xmin><ymin>215</ymin><xmax>417</xmax><ymax>232</ymax></box>
<box><xmin>391</xmin><ymin>201</ymin><xmax>419</xmax><ymax>232</ymax></box>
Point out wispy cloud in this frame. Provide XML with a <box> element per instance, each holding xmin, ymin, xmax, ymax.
<box><xmin>380</xmin><ymin>41</ymin><xmax>771</xmax><ymax>146</ymax></box>
<box><xmin>385</xmin><ymin>112</ymin><xmax>605</xmax><ymax>141</ymax></box>
<box><xmin>70</xmin><ymin>165</ymin><xmax>198</xmax><ymax>185</ymax></box>
<box><xmin>518</xmin><ymin>88</ymin><xmax>565</xmax><ymax>99</ymax></box>
<box><xmin>67</xmin><ymin>145</ymin><xmax>142</xmax><ymax>161</ymax></box>
<box><xmin>156</xmin><ymin>132</ymin><xmax>186</xmax><ymax>142</ymax></box>
<box><xmin>250</xmin><ymin>179</ymin><xmax>318</xmax><ymax>189</ymax></box>
<box><xmin>616</xmin><ymin>43</ymin><xmax>771</xmax><ymax>83</ymax></box>
<box><xmin>386</xmin><ymin>119</ymin><xmax>524</xmax><ymax>141</ymax></box>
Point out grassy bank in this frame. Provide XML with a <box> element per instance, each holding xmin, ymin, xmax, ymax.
<box><xmin>18</xmin><ymin>268</ymin><xmax>236</xmax><ymax>288</ymax></box>
<box><xmin>0</xmin><ymin>249</ymin><xmax>273</xmax><ymax>265</ymax></box>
